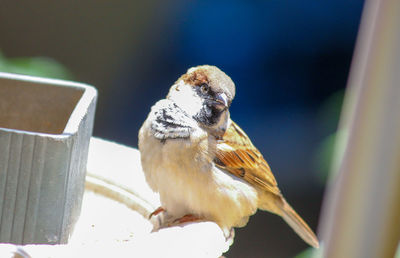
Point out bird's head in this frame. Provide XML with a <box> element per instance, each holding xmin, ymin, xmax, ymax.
<box><xmin>167</xmin><ymin>65</ymin><xmax>235</xmax><ymax>137</ymax></box>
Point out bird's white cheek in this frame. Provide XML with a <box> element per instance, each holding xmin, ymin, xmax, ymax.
<box><xmin>168</xmin><ymin>83</ymin><xmax>203</xmax><ymax>118</ymax></box>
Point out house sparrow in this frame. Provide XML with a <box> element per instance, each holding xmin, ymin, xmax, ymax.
<box><xmin>138</xmin><ymin>65</ymin><xmax>319</xmax><ymax>248</ymax></box>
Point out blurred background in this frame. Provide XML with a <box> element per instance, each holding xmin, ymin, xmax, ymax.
<box><xmin>0</xmin><ymin>0</ymin><xmax>364</xmax><ymax>256</ymax></box>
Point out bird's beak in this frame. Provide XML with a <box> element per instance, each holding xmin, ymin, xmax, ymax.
<box><xmin>214</xmin><ymin>93</ymin><xmax>229</xmax><ymax>111</ymax></box>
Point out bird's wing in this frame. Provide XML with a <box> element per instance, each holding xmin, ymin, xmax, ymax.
<box><xmin>215</xmin><ymin>120</ymin><xmax>320</xmax><ymax>248</ymax></box>
<box><xmin>214</xmin><ymin>120</ymin><xmax>281</xmax><ymax>195</ymax></box>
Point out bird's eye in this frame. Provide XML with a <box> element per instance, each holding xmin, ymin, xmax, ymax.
<box><xmin>200</xmin><ymin>83</ymin><xmax>209</xmax><ymax>94</ymax></box>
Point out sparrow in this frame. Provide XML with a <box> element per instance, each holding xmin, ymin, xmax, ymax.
<box><xmin>138</xmin><ymin>65</ymin><xmax>319</xmax><ymax>248</ymax></box>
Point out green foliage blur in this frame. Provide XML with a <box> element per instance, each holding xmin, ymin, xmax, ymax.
<box><xmin>295</xmin><ymin>246</ymin><xmax>322</xmax><ymax>258</ymax></box>
<box><xmin>0</xmin><ymin>51</ymin><xmax>72</xmax><ymax>80</ymax></box>
<box><xmin>313</xmin><ymin>90</ymin><xmax>345</xmax><ymax>184</ymax></box>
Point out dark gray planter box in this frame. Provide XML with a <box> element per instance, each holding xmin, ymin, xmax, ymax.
<box><xmin>0</xmin><ymin>73</ymin><xmax>97</xmax><ymax>244</ymax></box>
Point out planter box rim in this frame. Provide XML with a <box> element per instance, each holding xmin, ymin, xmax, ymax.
<box><xmin>0</xmin><ymin>72</ymin><xmax>97</xmax><ymax>137</ymax></box>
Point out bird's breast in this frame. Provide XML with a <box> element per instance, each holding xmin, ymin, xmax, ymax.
<box><xmin>139</xmin><ymin>122</ymin><xmax>258</xmax><ymax>229</ymax></box>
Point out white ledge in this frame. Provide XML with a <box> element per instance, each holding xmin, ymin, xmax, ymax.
<box><xmin>0</xmin><ymin>137</ymin><xmax>232</xmax><ymax>257</ymax></box>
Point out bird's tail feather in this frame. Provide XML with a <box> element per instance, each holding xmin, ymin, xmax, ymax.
<box><xmin>280</xmin><ymin>198</ymin><xmax>319</xmax><ymax>248</ymax></box>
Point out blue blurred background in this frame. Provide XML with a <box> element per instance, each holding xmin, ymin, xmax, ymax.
<box><xmin>0</xmin><ymin>0</ymin><xmax>364</xmax><ymax>256</ymax></box>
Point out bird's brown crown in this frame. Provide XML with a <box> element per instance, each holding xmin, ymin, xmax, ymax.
<box><xmin>181</xmin><ymin>67</ymin><xmax>209</xmax><ymax>86</ymax></box>
<box><xmin>178</xmin><ymin>65</ymin><xmax>236</xmax><ymax>101</ymax></box>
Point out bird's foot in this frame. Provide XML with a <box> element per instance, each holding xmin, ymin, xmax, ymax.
<box><xmin>149</xmin><ymin>207</ymin><xmax>166</xmax><ymax>219</ymax></box>
<box><xmin>172</xmin><ymin>214</ymin><xmax>202</xmax><ymax>225</ymax></box>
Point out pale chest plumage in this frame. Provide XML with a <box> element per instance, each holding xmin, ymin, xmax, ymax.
<box><xmin>138</xmin><ymin>101</ymin><xmax>259</xmax><ymax>230</ymax></box>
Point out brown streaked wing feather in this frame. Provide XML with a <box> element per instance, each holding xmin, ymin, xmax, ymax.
<box><xmin>215</xmin><ymin>120</ymin><xmax>281</xmax><ymax>196</ymax></box>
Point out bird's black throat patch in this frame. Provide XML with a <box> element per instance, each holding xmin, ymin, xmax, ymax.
<box><xmin>193</xmin><ymin>102</ymin><xmax>223</xmax><ymax>127</ymax></box>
